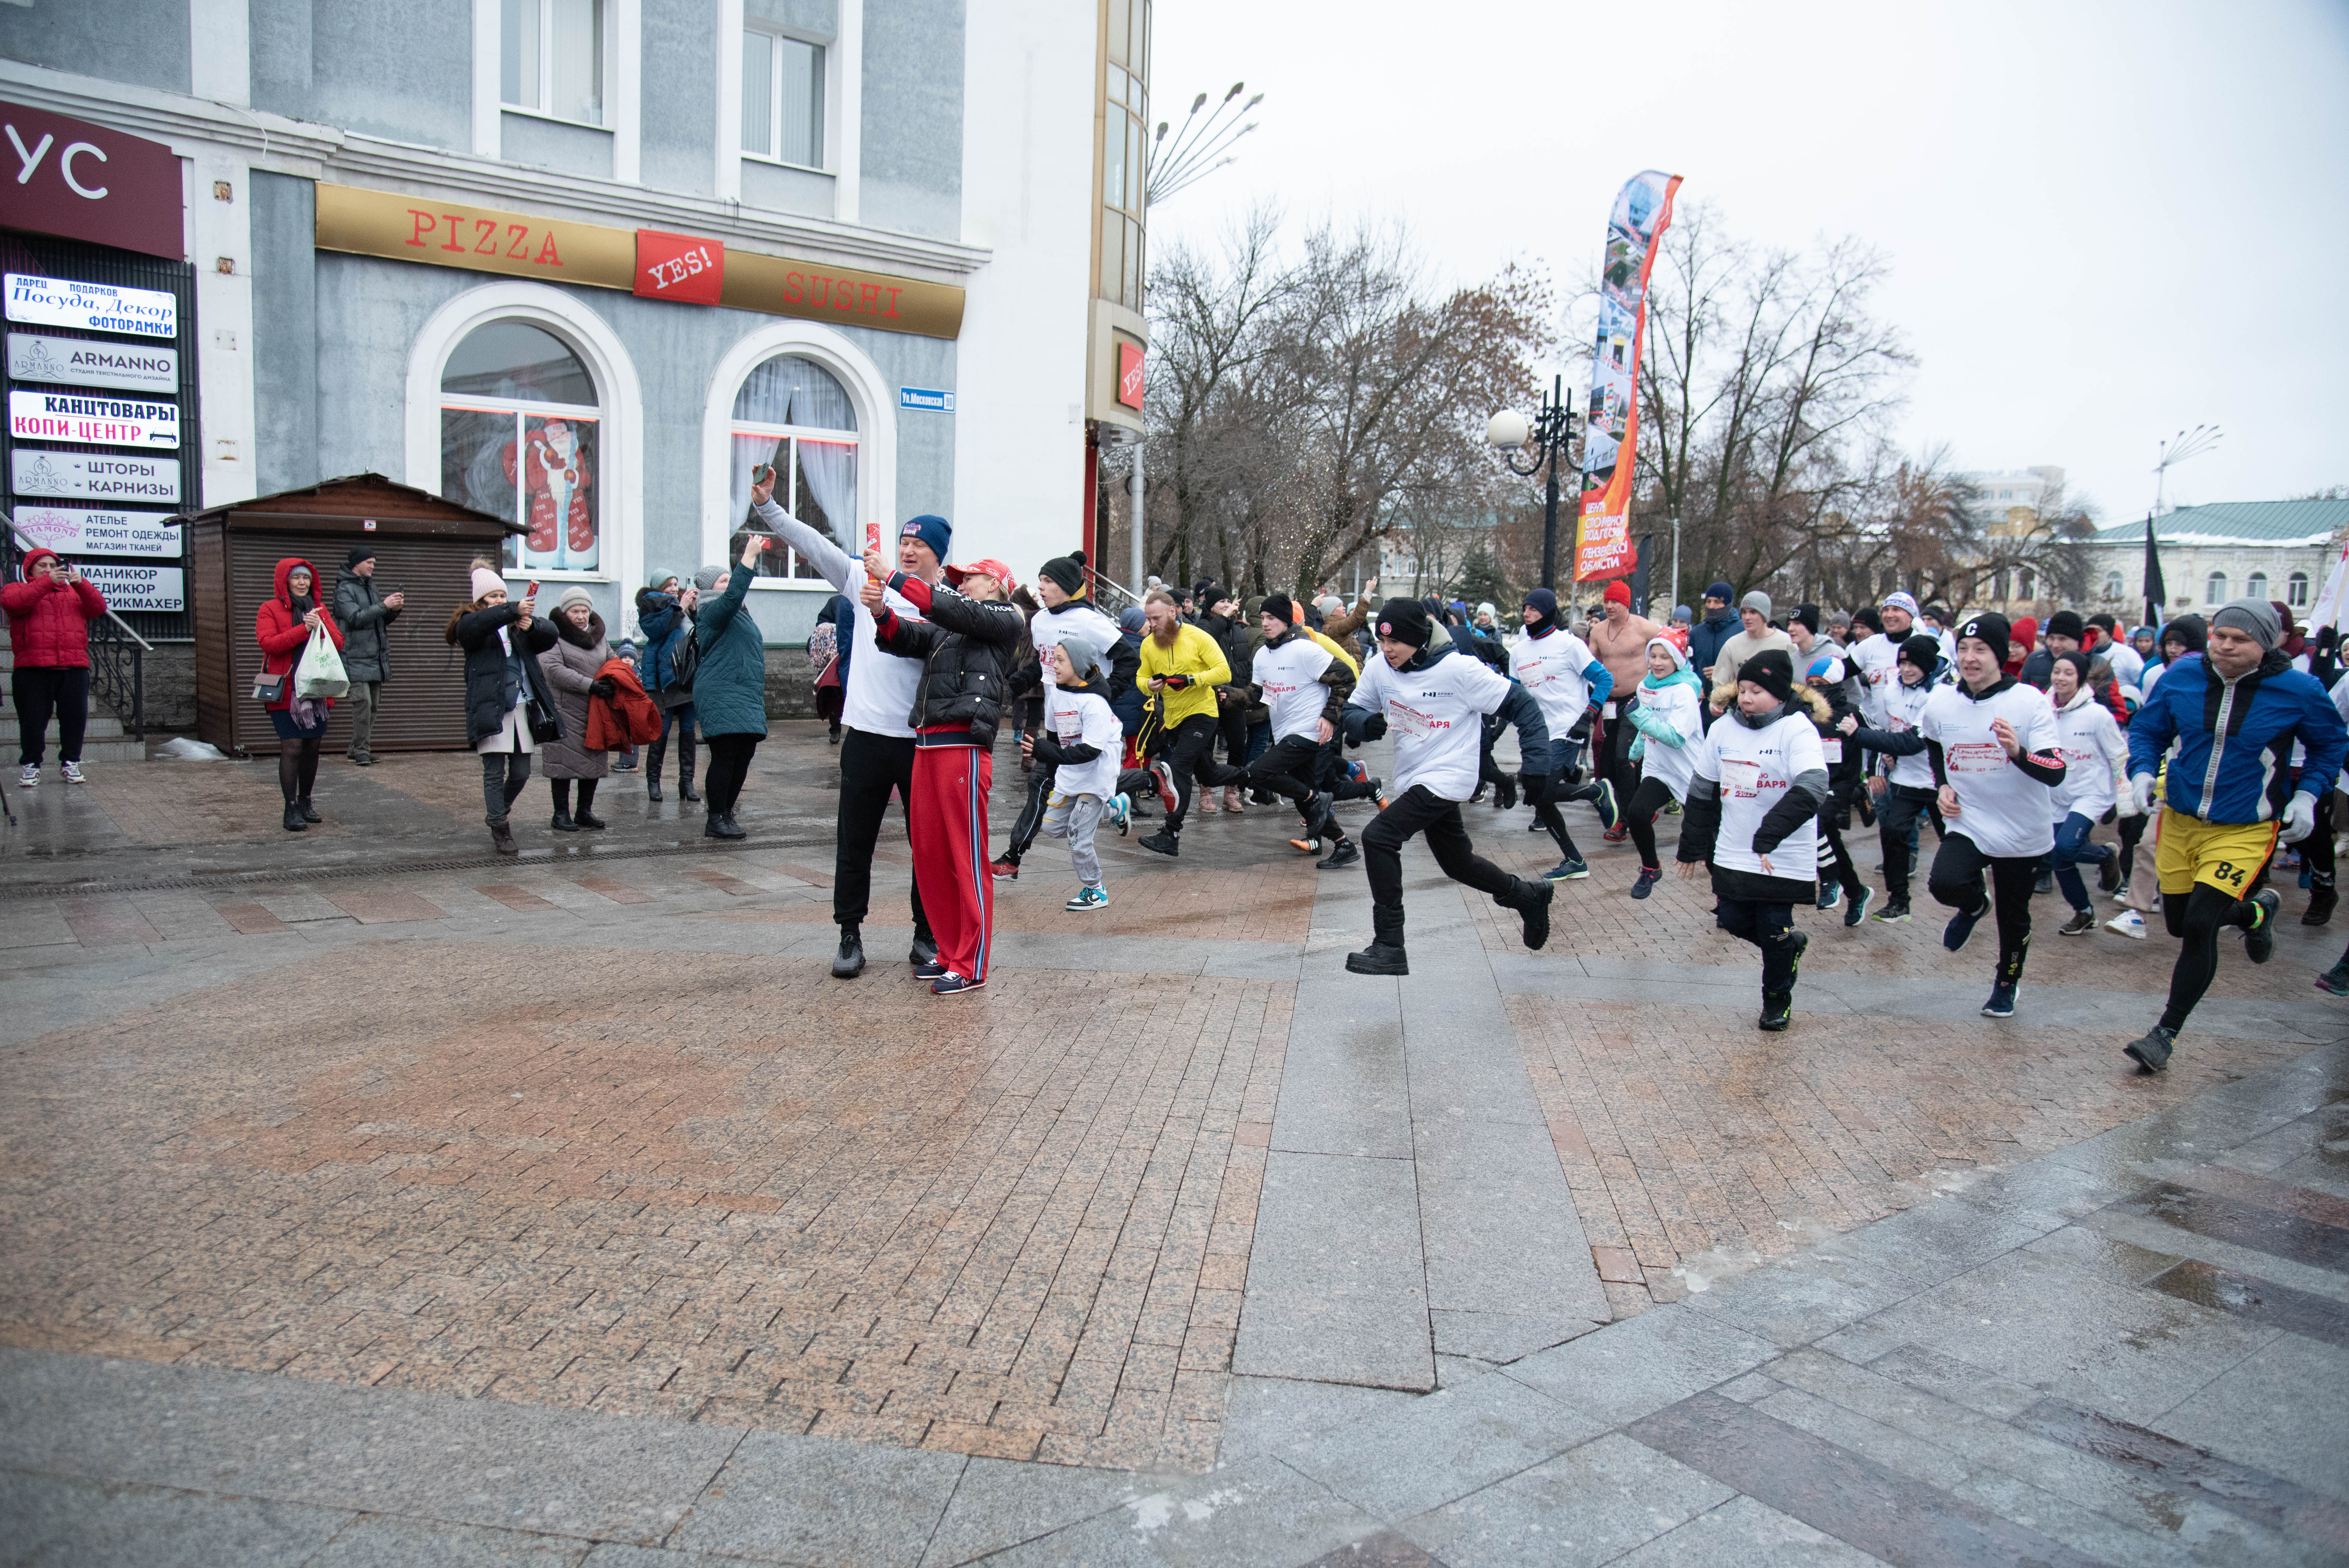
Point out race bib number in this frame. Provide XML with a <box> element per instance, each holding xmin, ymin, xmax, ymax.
<box><xmin>1721</xmin><ymin>759</ymin><xmax>1763</xmax><ymax>799</ymax></box>
<box><xmin>1948</xmin><ymin>740</ymin><xmax>2006</xmax><ymax>774</ymax></box>
<box><xmin>1603</xmin><ymin>701</ymin><xmax>1617</xmax><ymax>719</ymax></box>
<box><xmin>1821</xmin><ymin>737</ymin><xmax>1843</xmax><ymax>764</ymax></box>
<box><xmin>1388</xmin><ymin>701</ymin><xmax>1440</xmax><ymax>739</ymax></box>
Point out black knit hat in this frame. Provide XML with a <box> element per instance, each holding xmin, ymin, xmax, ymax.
<box><xmin>1039</xmin><ymin>551</ymin><xmax>1086</xmax><ymax>595</ymax></box>
<box><xmin>1791</xmin><ymin>603</ymin><xmax>1820</xmax><ymax>635</ymax></box>
<box><xmin>1737</xmin><ymin>649</ymin><xmax>1796</xmax><ymax>704</ymax></box>
<box><xmin>1374</xmin><ymin>597</ymin><xmax>1431</xmax><ymax>649</ymax></box>
<box><xmin>2045</xmin><ymin>609</ymin><xmax>2085</xmax><ymax>641</ymax></box>
<box><xmin>345</xmin><ymin>545</ymin><xmax>377</xmax><ymax>569</ymax></box>
<box><xmin>1261</xmin><ymin>593</ymin><xmax>1297</xmax><ymax>626</ymax></box>
<box><xmin>1898</xmin><ymin>634</ymin><xmax>1941</xmax><ymax>674</ymax></box>
<box><xmin>1956</xmin><ymin>611</ymin><xmax>2012</xmax><ymax>656</ymax></box>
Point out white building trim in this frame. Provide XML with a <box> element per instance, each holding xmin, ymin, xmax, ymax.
<box><xmin>402</xmin><ymin>281</ymin><xmax>645</xmax><ymax>604</ymax></box>
<box><xmin>188</xmin><ymin>151</ymin><xmax>257</xmax><ymax>509</ymax></box>
<box><xmin>610</xmin><ymin>0</ymin><xmax>642</xmax><ymax>185</ymax></box>
<box><xmin>698</xmin><ymin>319</ymin><xmax>896</xmax><ymax>583</ymax></box>
<box><xmin>833</xmin><ymin>0</ymin><xmax>863</xmax><ymax>225</ymax></box>
<box><xmin>469</xmin><ymin>0</ymin><xmax>501</xmax><ymax>158</ymax></box>
<box><xmin>0</xmin><ymin>56</ymin><xmax>988</xmax><ymax>283</ymax></box>
<box><xmin>188</xmin><ymin>0</ymin><xmax>251</xmax><ymax>106</ymax></box>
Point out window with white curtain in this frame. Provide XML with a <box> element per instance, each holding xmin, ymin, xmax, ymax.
<box><xmin>2102</xmin><ymin>571</ymin><xmax>2123</xmax><ymax>600</ymax></box>
<box><xmin>2206</xmin><ymin>572</ymin><xmax>2227</xmax><ymax>604</ymax></box>
<box><xmin>2246</xmin><ymin>572</ymin><xmax>2269</xmax><ymax>600</ymax></box>
<box><xmin>503</xmin><ymin>0</ymin><xmax>603</xmax><ymax>125</ymax></box>
<box><xmin>742</xmin><ymin>30</ymin><xmax>825</xmax><ymax>167</ymax></box>
<box><xmin>729</xmin><ymin>354</ymin><xmax>857</xmax><ymax>581</ymax></box>
<box><xmin>2289</xmin><ymin>572</ymin><xmax>2310</xmax><ymax>608</ymax></box>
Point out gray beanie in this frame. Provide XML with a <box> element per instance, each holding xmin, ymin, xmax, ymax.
<box><xmin>1741</xmin><ymin>590</ymin><xmax>1773</xmax><ymax>618</ymax></box>
<box><xmin>2210</xmin><ymin>597</ymin><xmax>2282</xmax><ymax>651</ymax></box>
<box><xmin>693</xmin><ymin>565</ymin><xmax>725</xmax><ymax>592</ymax></box>
<box><xmin>555</xmin><ymin>585</ymin><xmax>595</xmax><ymax>612</ymax></box>
<box><xmin>1057</xmin><ymin>631</ymin><xmax>1109</xmax><ymax>680</ymax></box>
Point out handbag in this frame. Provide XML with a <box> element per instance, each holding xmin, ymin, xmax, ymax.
<box><xmin>525</xmin><ymin>693</ymin><xmax>561</xmax><ymax>744</ymax></box>
<box><xmin>251</xmin><ymin>670</ymin><xmax>286</xmax><ymax>704</ymax></box>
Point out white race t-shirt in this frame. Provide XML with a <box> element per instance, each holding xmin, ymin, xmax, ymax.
<box><xmin>1921</xmin><ymin>679</ymin><xmax>2060</xmax><ymax>858</ymax></box>
<box><xmin>1849</xmin><ymin>633</ymin><xmax>1900</xmax><ymax>727</ymax></box>
<box><xmin>1353</xmin><ymin>648</ymin><xmax>1513</xmax><ymax>801</ymax></box>
<box><xmin>1874</xmin><ymin>675</ymin><xmax>1937</xmax><ymax>791</ymax></box>
<box><xmin>1251</xmin><ymin>633</ymin><xmax>1337</xmax><ymax>743</ymax></box>
<box><xmin>1510</xmin><ymin>627</ymin><xmax>1600</xmax><ymax>731</ymax></box>
<box><xmin>1030</xmin><ymin>601</ymin><xmax>1123</xmax><ymax>690</ymax></box>
<box><xmin>755</xmin><ymin>498</ymin><xmax>922</xmax><ymax>738</ymax></box>
<box><xmin>1693</xmin><ymin>710</ymin><xmax>1824</xmax><ymax>878</ymax></box>
<box><xmin>1634</xmin><ymin>679</ymin><xmax>1705</xmax><ymax>801</ymax></box>
<box><xmin>2050</xmin><ymin>691</ymin><xmax>2124</xmax><ymax>821</ymax></box>
<box><xmin>1046</xmin><ymin>685</ymin><xmax>1122</xmax><ymax>798</ymax></box>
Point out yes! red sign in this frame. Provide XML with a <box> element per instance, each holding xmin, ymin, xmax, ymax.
<box><xmin>633</xmin><ymin>229</ymin><xmax>724</xmax><ymax>305</ymax></box>
<box><xmin>1116</xmin><ymin>342</ymin><xmax>1144</xmax><ymax>410</ymax></box>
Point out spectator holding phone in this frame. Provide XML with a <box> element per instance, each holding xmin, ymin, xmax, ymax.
<box><xmin>255</xmin><ymin>558</ymin><xmax>346</xmax><ymax>832</ymax></box>
<box><xmin>688</xmin><ymin>533</ymin><xmax>777</xmax><ymax>839</ymax></box>
<box><xmin>448</xmin><ymin>560</ymin><xmax>558</xmax><ymax>855</ymax></box>
<box><xmin>3</xmin><ymin>547</ymin><xmax>106</xmax><ymax>787</ymax></box>
<box><xmin>332</xmin><ymin>545</ymin><xmax>403</xmax><ymax>766</ymax></box>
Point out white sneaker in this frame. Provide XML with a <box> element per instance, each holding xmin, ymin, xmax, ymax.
<box><xmin>2105</xmin><ymin>909</ymin><xmax>2146</xmax><ymax>939</ymax></box>
<box><xmin>17</xmin><ymin>764</ymin><xmax>36</xmax><ymax>788</ymax></box>
<box><xmin>61</xmin><ymin>761</ymin><xmax>84</xmax><ymax>784</ymax></box>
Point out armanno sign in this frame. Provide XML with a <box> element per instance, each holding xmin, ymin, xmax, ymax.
<box><xmin>9</xmin><ymin>449</ymin><xmax>178</xmax><ymax>502</ymax></box>
<box><xmin>7</xmin><ymin>332</ymin><xmax>178</xmax><ymax>394</ymax></box>
<box><xmin>4</xmin><ymin>273</ymin><xmax>176</xmax><ymax>339</ymax></box>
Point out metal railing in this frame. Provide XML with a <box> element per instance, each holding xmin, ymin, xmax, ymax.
<box><xmin>0</xmin><ymin>506</ymin><xmax>153</xmax><ymax>741</ymax></box>
<box><xmin>1083</xmin><ymin>568</ymin><xmax>1144</xmax><ymax>617</ymax></box>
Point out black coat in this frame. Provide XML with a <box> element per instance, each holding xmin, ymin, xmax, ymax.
<box><xmin>870</xmin><ymin>576</ymin><xmax>1025</xmax><ymax>747</ymax></box>
<box><xmin>455</xmin><ymin>604</ymin><xmax>561</xmax><ymax>747</ymax></box>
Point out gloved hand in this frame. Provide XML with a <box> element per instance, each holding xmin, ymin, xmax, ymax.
<box><xmin>2124</xmin><ymin>771</ymin><xmax>2156</xmax><ymax>818</ymax></box>
<box><xmin>1163</xmin><ymin>674</ymin><xmax>1191</xmax><ymax>690</ymax></box>
<box><xmin>2281</xmin><ymin>790</ymin><xmax>2319</xmax><ymax>843</ymax></box>
<box><xmin>1516</xmin><ymin>771</ymin><xmax>1550</xmax><ymax>807</ymax></box>
<box><xmin>1340</xmin><ymin>707</ymin><xmax>1385</xmax><ymax>747</ymax></box>
<box><xmin>1362</xmin><ymin>712</ymin><xmax>1387</xmax><ymax>742</ymax></box>
<box><xmin>1567</xmin><ymin>704</ymin><xmax>1599</xmax><ymax>742</ymax></box>
<box><xmin>588</xmin><ymin>675</ymin><xmax>618</xmax><ymax>700</ymax></box>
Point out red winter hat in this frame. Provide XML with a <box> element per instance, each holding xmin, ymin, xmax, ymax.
<box><xmin>1603</xmin><ymin>579</ymin><xmax>1632</xmax><ymax>606</ymax></box>
<box><xmin>19</xmin><ymin>548</ymin><xmax>59</xmax><ymax>581</ymax></box>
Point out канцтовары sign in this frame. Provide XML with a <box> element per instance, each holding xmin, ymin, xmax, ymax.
<box><xmin>8</xmin><ymin>390</ymin><xmax>178</xmax><ymax>449</ymax></box>
<box><xmin>9</xmin><ymin>449</ymin><xmax>178</xmax><ymax>502</ymax></box>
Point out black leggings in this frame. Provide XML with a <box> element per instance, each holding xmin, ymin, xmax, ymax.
<box><xmin>1203</xmin><ymin>733</ymin><xmax>1326</xmax><ymax>822</ymax></box>
<box><xmin>1625</xmin><ymin>775</ymin><xmax>1675</xmax><ymax>869</ymax></box>
<box><xmin>1151</xmin><ymin>713</ymin><xmax>1221</xmax><ymax>831</ymax></box>
<box><xmin>1928</xmin><ymin>832</ymin><xmax>2037</xmax><ymax>988</ymax></box>
<box><xmin>2160</xmin><ymin>883</ymin><xmax>2267</xmax><ymax>1033</ymax></box>
<box><xmin>1877</xmin><ymin>786</ymin><xmax>1940</xmax><ymax>903</ymax></box>
<box><xmin>278</xmin><ymin>736</ymin><xmax>321</xmax><ymax>802</ymax></box>
<box><xmin>702</xmin><ymin>732</ymin><xmax>760</xmax><ymax>816</ymax></box>
<box><xmin>1818</xmin><ymin>814</ymin><xmax>1861</xmax><ymax>896</ymax></box>
<box><xmin>1003</xmin><ymin>760</ymin><xmax>1055</xmax><ymax>864</ymax></box>
<box><xmin>550</xmin><ymin>777</ymin><xmax>599</xmax><ymax>816</ymax></box>
<box><xmin>2302</xmin><ymin>791</ymin><xmax>2337</xmax><ymax>889</ymax></box>
<box><xmin>1717</xmin><ymin>898</ymin><xmax>1801</xmax><ymax>992</ymax></box>
<box><xmin>481</xmin><ymin>751</ymin><xmax>531</xmax><ymax>821</ymax></box>
<box><xmin>1363</xmin><ymin>784</ymin><xmax>1516</xmax><ymax>943</ymax></box>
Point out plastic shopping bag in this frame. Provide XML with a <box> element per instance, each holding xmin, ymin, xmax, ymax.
<box><xmin>294</xmin><ymin>625</ymin><xmax>349</xmax><ymax>700</ymax></box>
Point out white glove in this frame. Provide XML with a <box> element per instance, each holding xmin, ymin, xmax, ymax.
<box><xmin>2126</xmin><ymin>772</ymin><xmax>2157</xmax><ymax>819</ymax></box>
<box><xmin>2281</xmin><ymin>790</ymin><xmax>2319</xmax><ymax>843</ymax></box>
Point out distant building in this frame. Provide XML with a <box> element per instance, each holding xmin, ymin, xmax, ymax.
<box><xmin>1952</xmin><ymin>466</ymin><xmax>2071</xmax><ymax>614</ymax></box>
<box><xmin>2082</xmin><ymin>500</ymin><xmax>2345</xmax><ymax>623</ymax></box>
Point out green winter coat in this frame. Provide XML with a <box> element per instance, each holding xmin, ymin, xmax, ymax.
<box><xmin>690</xmin><ymin>567</ymin><xmax>768</xmax><ymax>738</ymax></box>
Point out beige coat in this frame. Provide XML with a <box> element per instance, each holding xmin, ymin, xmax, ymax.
<box><xmin>536</xmin><ymin>612</ymin><xmax>611</xmax><ymax>780</ymax></box>
<box><xmin>1706</xmin><ymin>625</ymin><xmax>1798</xmax><ymax>710</ymax></box>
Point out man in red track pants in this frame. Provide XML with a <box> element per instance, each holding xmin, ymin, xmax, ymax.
<box><xmin>862</xmin><ymin>550</ymin><xmax>1025</xmax><ymax>996</ymax></box>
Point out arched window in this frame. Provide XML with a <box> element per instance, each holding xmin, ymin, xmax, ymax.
<box><xmin>2206</xmin><ymin>571</ymin><xmax>2228</xmax><ymax>604</ymax></box>
<box><xmin>2246</xmin><ymin>571</ymin><xmax>2268</xmax><ymax>601</ymax></box>
<box><xmin>2289</xmin><ymin>572</ymin><xmax>2310</xmax><ymax>608</ymax></box>
<box><xmin>2016</xmin><ymin>567</ymin><xmax>2036</xmax><ymax>601</ymax></box>
<box><xmin>439</xmin><ymin>321</ymin><xmax>602</xmax><ymax>573</ymax></box>
<box><xmin>728</xmin><ymin>353</ymin><xmax>858</xmax><ymax>581</ymax></box>
<box><xmin>2102</xmin><ymin>570</ymin><xmax>2123</xmax><ymax>600</ymax></box>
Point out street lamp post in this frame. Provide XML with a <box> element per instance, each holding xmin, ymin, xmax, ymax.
<box><xmin>1486</xmin><ymin>374</ymin><xmax>1580</xmax><ymax>592</ymax></box>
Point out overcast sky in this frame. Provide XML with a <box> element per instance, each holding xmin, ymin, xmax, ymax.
<box><xmin>1146</xmin><ymin>0</ymin><xmax>2348</xmax><ymax>526</ymax></box>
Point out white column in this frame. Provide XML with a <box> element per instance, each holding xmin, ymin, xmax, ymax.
<box><xmin>833</xmin><ymin>0</ymin><xmax>862</xmax><ymax>223</ymax></box>
<box><xmin>188</xmin><ymin>0</ymin><xmax>250</xmax><ymax>105</ymax></box>
<box><xmin>471</xmin><ymin>0</ymin><xmax>502</xmax><ymax>158</ymax></box>
<box><xmin>714</xmin><ymin>0</ymin><xmax>743</xmax><ymax>201</ymax></box>
<box><xmin>189</xmin><ymin>155</ymin><xmax>257</xmax><ymax>508</ymax></box>
<box><xmin>1130</xmin><ymin>442</ymin><xmax>1143</xmax><ymax>591</ymax></box>
<box><xmin>610</xmin><ymin>0</ymin><xmax>640</xmax><ymax>183</ymax></box>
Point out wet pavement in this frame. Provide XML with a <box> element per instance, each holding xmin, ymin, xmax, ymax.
<box><xmin>2</xmin><ymin>723</ymin><xmax>2344</xmax><ymax>1564</ymax></box>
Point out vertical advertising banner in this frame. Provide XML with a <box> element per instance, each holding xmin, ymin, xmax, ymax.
<box><xmin>1576</xmin><ymin>170</ymin><xmax>1682</xmax><ymax>583</ymax></box>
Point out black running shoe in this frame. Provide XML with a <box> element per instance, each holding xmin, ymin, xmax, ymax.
<box><xmin>1759</xmin><ymin>991</ymin><xmax>1792</xmax><ymax>1032</ymax></box>
<box><xmin>1317</xmin><ymin>839</ymin><xmax>1360</xmax><ymax>870</ymax></box>
<box><xmin>1982</xmin><ymin>984</ymin><xmax>2016</xmax><ymax>1018</ymax></box>
<box><xmin>1943</xmin><ymin>905</ymin><xmax>1984</xmax><ymax>952</ymax></box>
<box><xmin>2124</xmin><ymin>1024</ymin><xmax>2176</xmax><ymax>1074</ymax></box>
<box><xmin>2243</xmin><ymin>889</ymin><xmax>2281</xmax><ymax>964</ymax></box>
<box><xmin>1344</xmin><ymin>941</ymin><xmax>1409</xmax><ymax>976</ymax></box>
<box><xmin>1138</xmin><ymin>830</ymin><xmax>1179</xmax><ymax>857</ymax></box>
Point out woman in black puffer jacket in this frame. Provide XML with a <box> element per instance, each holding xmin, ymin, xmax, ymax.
<box><xmin>446</xmin><ymin>559</ymin><xmax>560</xmax><ymax>855</ymax></box>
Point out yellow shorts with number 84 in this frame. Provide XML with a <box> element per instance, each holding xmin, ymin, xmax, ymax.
<box><xmin>2153</xmin><ymin>805</ymin><xmax>2279</xmax><ymax>898</ymax></box>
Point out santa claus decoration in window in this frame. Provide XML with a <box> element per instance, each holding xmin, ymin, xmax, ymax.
<box><xmin>503</xmin><ymin>417</ymin><xmax>597</xmax><ymax>571</ymax></box>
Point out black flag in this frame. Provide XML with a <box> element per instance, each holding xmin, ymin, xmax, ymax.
<box><xmin>2141</xmin><ymin>513</ymin><xmax>2166</xmax><ymax>629</ymax></box>
<box><xmin>1629</xmin><ymin>533</ymin><xmax>1654</xmax><ymax>619</ymax></box>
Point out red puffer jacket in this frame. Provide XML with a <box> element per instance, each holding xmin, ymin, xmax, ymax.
<box><xmin>255</xmin><ymin>556</ymin><xmax>345</xmax><ymax>711</ymax></box>
<box><xmin>1</xmin><ymin>549</ymin><xmax>106</xmax><ymax>668</ymax></box>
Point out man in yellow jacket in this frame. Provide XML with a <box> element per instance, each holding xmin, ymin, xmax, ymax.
<box><xmin>1135</xmin><ymin>589</ymin><xmax>1231</xmax><ymax>856</ymax></box>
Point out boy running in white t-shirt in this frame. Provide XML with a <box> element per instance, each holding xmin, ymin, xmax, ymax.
<box><xmin>1023</xmin><ymin>634</ymin><xmax>1128</xmax><ymax>912</ymax></box>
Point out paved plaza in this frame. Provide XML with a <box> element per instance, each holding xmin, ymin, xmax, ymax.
<box><xmin>2</xmin><ymin>724</ymin><xmax>2345</xmax><ymax>1566</ymax></box>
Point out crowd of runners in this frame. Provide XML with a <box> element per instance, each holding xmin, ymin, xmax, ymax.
<box><xmin>756</xmin><ymin>484</ymin><xmax>2343</xmax><ymax>1080</ymax></box>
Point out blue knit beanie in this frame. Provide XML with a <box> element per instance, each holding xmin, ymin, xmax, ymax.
<box><xmin>899</xmin><ymin>514</ymin><xmax>952</xmax><ymax>563</ymax></box>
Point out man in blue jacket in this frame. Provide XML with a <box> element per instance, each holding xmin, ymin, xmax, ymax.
<box><xmin>2119</xmin><ymin>599</ymin><xmax>2347</xmax><ymax>1073</ymax></box>
<box><xmin>1685</xmin><ymin>581</ymin><xmax>1740</xmax><ymax>689</ymax></box>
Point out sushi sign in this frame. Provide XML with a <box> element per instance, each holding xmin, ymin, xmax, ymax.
<box><xmin>9</xmin><ymin>389</ymin><xmax>179</xmax><ymax>449</ymax></box>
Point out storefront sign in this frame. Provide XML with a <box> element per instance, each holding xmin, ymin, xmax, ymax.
<box><xmin>9</xmin><ymin>448</ymin><xmax>178</xmax><ymax>502</ymax></box>
<box><xmin>5</xmin><ymin>273</ymin><xmax>177</xmax><ymax>339</ymax></box>
<box><xmin>8</xmin><ymin>503</ymin><xmax>181</xmax><ymax>558</ymax></box>
<box><xmin>0</xmin><ymin>102</ymin><xmax>184</xmax><ymax>260</ymax></box>
<box><xmin>1117</xmin><ymin>342</ymin><xmax>1145</xmax><ymax>410</ymax></box>
<box><xmin>900</xmin><ymin>386</ymin><xmax>955</xmax><ymax>413</ymax></box>
<box><xmin>314</xmin><ymin>183</ymin><xmax>965</xmax><ymax>339</ymax></box>
<box><xmin>78</xmin><ymin>563</ymin><xmax>183</xmax><ymax>612</ymax></box>
<box><xmin>635</xmin><ymin>229</ymin><xmax>724</xmax><ymax>305</ymax></box>
<box><xmin>9</xmin><ymin>389</ymin><xmax>179</xmax><ymax>449</ymax></box>
<box><xmin>7</xmin><ymin>331</ymin><xmax>179</xmax><ymax>393</ymax></box>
